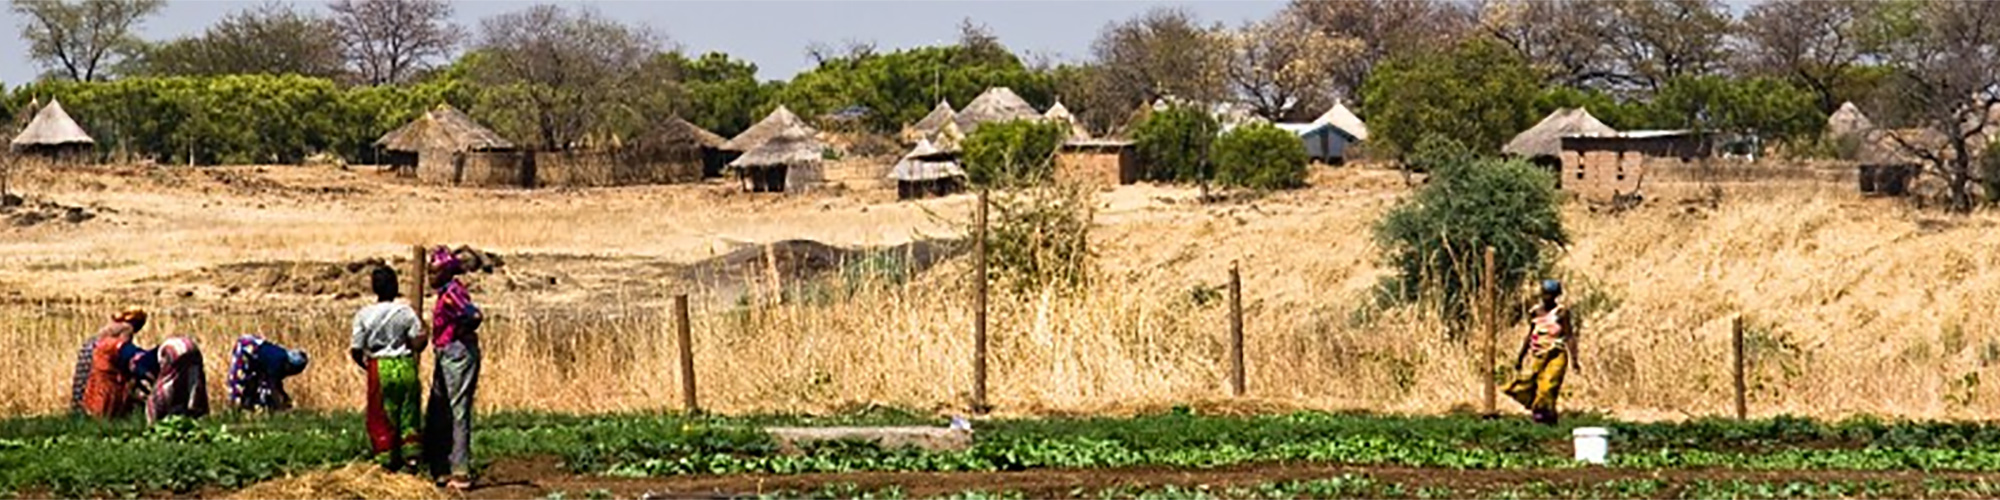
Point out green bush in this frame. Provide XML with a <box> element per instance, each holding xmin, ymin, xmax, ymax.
<box><xmin>1211</xmin><ymin>122</ymin><xmax>1308</xmax><ymax>190</ymax></box>
<box><xmin>1374</xmin><ymin>137</ymin><xmax>1566</xmax><ymax>336</ymax></box>
<box><xmin>1131</xmin><ymin>104</ymin><xmax>1219</xmax><ymax>183</ymax></box>
<box><xmin>1360</xmin><ymin>39</ymin><xmax>1538</xmax><ymax>157</ymax></box>
<box><xmin>962</xmin><ymin>119</ymin><xmax>1066</xmax><ymax>188</ymax></box>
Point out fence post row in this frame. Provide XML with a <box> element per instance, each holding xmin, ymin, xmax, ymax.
<box><xmin>972</xmin><ymin>189</ymin><xmax>990</xmax><ymax>415</ymax></box>
<box><xmin>1228</xmin><ymin>261</ymin><xmax>1245</xmax><ymax>397</ymax></box>
<box><xmin>1482</xmin><ymin>247</ymin><xmax>1497</xmax><ymax>416</ymax></box>
<box><xmin>676</xmin><ymin>293</ymin><xmax>698</xmax><ymax>414</ymax></box>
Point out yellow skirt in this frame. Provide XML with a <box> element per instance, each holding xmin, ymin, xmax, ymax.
<box><xmin>1505</xmin><ymin>348</ymin><xmax>1568</xmax><ymax>414</ymax></box>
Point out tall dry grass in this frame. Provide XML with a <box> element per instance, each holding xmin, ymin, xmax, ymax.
<box><xmin>7</xmin><ymin>165</ymin><xmax>2000</xmax><ymax>421</ymax></box>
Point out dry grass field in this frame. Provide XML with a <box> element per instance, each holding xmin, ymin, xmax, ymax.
<box><xmin>3</xmin><ymin>161</ymin><xmax>1997</xmax><ymax>421</ymax></box>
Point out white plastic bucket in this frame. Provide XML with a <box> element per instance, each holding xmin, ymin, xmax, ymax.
<box><xmin>1572</xmin><ymin>427</ymin><xmax>1610</xmax><ymax>464</ymax></box>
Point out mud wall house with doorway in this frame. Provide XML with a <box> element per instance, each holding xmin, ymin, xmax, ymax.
<box><xmin>1504</xmin><ymin>107</ymin><xmax>1616</xmax><ymax>175</ymax></box>
<box><xmin>1556</xmin><ymin>130</ymin><xmax>1710</xmax><ymax>202</ymax></box>
<box><xmin>1056</xmin><ymin>139</ymin><xmax>1141</xmax><ymax>186</ymax></box>
<box><xmin>375</xmin><ymin>104</ymin><xmax>528</xmax><ymax>187</ymax></box>
<box><xmin>728</xmin><ymin>126</ymin><xmax>826</xmax><ymax>193</ymax></box>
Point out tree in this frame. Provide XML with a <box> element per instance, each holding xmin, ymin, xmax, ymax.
<box><xmin>1284</xmin><ymin>0</ymin><xmax>1473</xmax><ymax>103</ymax></box>
<box><xmin>11</xmin><ymin>0</ymin><xmax>164</xmax><ymax>81</ymax></box>
<box><xmin>1359</xmin><ymin>38</ymin><xmax>1539</xmax><ymax>156</ymax></box>
<box><xmin>775</xmin><ymin>43</ymin><xmax>1053</xmax><ymax>133</ymax></box>
<box><xmin>1087</xmin><ymin>7</ymin><xmax>1230</xmax><ymax>109</ymax></box>
<box><xmin>1224</xmin><ymin>11</ymin><xmax>1360</xmax><ymax>121</ymax></box>
<box><xmin>1375</xmin><ymin>137</ymin><xmax>1566</xmax><ymax>337</ymax></box>
<box><xmin>1645</xmin><ymin>75</ymin><xmax>1826</xmax><ymax>144</ymax></box>
<box><xmin>1738</xmin><ymin>0</ymin><xmax>1878</xmax><ymax>112</ymax></box>
<box><xmin>961</xmin><ymin>119</ymin><xmax>1065</xmax><ymax>188</ymax></box>
<box><xmin>1604</xmin><ymin>0</ymin><xmax>1734</xmax><ymax>90</ymax></box>
<box><xmin>468</xmin><ymin>5</ymin><xmax>668</xmax><ymax>151</ymax></box>
<box><xmin>127</xmin><ymin>3</ymin><xmax>343</xmax><ymax>79</ymax></box>
<box><xmin>1211</xmin><ymin>122</ymin><xmax>1309</xmax><ymax>190</ymax></box>
<box><xmin>1865</xmin><ymin>0</ymin><xmax>2000</xmax><ymax>212</ymax></box>
<box><xmin>330</xmin><ymin>0</ymin><xmax>463</xmax><ymax>85</ymax></box>
<box><xmin>1130</xmin><ymin>104</ymin><xmax>1219</xmax><ymax>184</ymax></box>
<box><xmin>667</xmin><ymin>51</ymin><xmax>773</xmax><ymax>137</ymax></box>
<box><xmin>1479</xmin><ymin>0</ymin><xmax>1621</xmax><ymax>88</ymax></box>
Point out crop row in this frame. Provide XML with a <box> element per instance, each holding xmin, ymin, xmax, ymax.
<box><xmin>11</xmin><ymin>410</ymin><xmax>2000</xmax><ymax>496</ymax></box>
<box><xmin>738</xmin><ymin>476</ymin><xmax>2000</xmax><ymax>500</ymax></box>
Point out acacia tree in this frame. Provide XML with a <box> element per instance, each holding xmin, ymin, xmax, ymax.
<box><xmin>130</xmin><ymin>3</ymin><xmax>343</xmax><ymax>78</ymax></box>
<box><xmin>1604</xmin><ymin>0</ymin><xmax>1734</xmax><ymax>90</ymax></box>
<box><xmin>470</xmin><ymin>5</ymin><xmax>667</xmax><ymax>151</ymax></box>
<box><xmin>1867</xmin><ymin>0</ymin><xmax>2000</xmax><ymax>212</ymax></box>
<box><xmin>1284</xmin><ymin>0</ymin><xmax>1473</xmax><ymax>103</ymax></box>
<box><xmin>1738</xmin><ymin>0</ymin><xmax>1878</xmax><ymax>113</ymax></box>
<box><xmin>1479</xmin><ymin>0</ymin><xmax>1620</xmax><ymax>88</ymax></box>
<box><xmin>330</xmin><ymin>0</ymin><xmax>463</xmax><ymax>85</ymax></box>
<box><xmin>1087</xmin><ymin>7</ymin><xmax>1230</xmax><ymax>108</ymax></box>
<box><xmin>1224</xmin><ymin>11</ymin><xmax>1359</xmax><ymax>121</ymax></box>
<box><xmin>11</xmin><ymin>0</ymin><xmax>164</xmax><ymax>81</ymax></box>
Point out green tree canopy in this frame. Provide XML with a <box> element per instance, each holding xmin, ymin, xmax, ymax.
<box><xmin>1130</xmin><ymin>104</ymin><xmax>1219</xmax><ymax>183</ymax></box>
<box><xmin>962</xmin><ymin>119</ymin><xmax>1066</xmax><ymax>189</ymax></box>
<box><xmin>775</xmin><ymin>44</ymin><xmax>1054</xmax><ymax>133</ymax></box>
<box><xmin>1360</xmin><ymin>38</ymin><xmax>1539</xmax><ymax>156</ymax></box>
<box><xmin>1374</xmin><ymin>137</ymin><xmax>1567</xmax><ymax>335</ymax></box>
<box><xmin>1210</xmin><ymin>121</ymin><xmax>1308</xmax><ymax>190</ymax></box>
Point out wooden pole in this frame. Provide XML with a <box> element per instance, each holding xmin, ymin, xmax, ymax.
<box><xmin>1733</xmin><ymin>315</ymin><xmax>1747</xmax><ymax>420</ymax></box>
<box><xmin>1482</xmin><ymin>247</ymin><xmax>1497</xmax><ymax>416</ymax></box>
<box><xmin>1227</xmin><ymin>261</ymin><xmax>1245</xmax><ymax>396</ymax></box>
<box><xmin>972</xmin><ymin>189</ymin><xmax>990</xmax><ymax>414</ymax></box>
<box><xmin>675</xmin><ymin>294</ymin><xmax>698</xmax><ymax>414</ymax></box>
<box><xmin>409</xmin><ymin>245</ymin><xmax>427</xmax><ymax>334</ymax></box>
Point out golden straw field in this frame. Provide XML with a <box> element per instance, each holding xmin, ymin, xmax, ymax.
<box><xmin>3</xmin><ymin>162</ymin><xmax>1997</xmax><ymax>421</ymax></box>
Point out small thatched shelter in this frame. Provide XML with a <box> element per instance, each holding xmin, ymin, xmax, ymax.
<box><xmin>1312</xmin><ymin>101</ymin><xmax>1369</xmax><ymax>142</ymax></box>
<box><xmin>955</xmin><ymin>87</ymin><xmax>1040</xmax><ymax>134</ymax></box>
<box><xmin>635</xmin><ymin>116</ymin><xmax>729</xmax><ymax>178</ymax></box>
<box><xmin>888</xmin><ymin>138</ymin><xmax>965</xmax><ymax>199</ymax></box>
<box><xmin>722</xmin><ymin>105</ymin><xmax>815</xmax><ymax>153</ymax></box>
<box><xmin>1504</xmin><ymin>108</ymin><xmax>1616</xmax><ymax>162</ymax></box>
<box><xmin>1826</xmin><ymin>102</ymin><xmax>1875</xmax><ymax>139</ymax></box>
<box><xmin>1043</xmin><ymin>100</ymin><xmax>1092</xmax><ymax>142</ymax></box>
<box><xmin>11</xmin><ymin>99</ymin><xmax>95</xmax><ymax>160</ymax></box>
<box><xmin>375</xmin><ymin>105</ymin><xmax>523</xmax><ymax>186</ymax></box>
<box><xmin>728</xmin><ymin>124</ymin><xmax>825</xmax><ymax>193</ymax></box>
<box><xmin>376</xmin><ymin>104</ymin><xmax>514</xmax><ymax>154</ymax></box>
<box><xmin>902</xmin><ymin>100</ymin><xmax>957</xmax><ymax>144</ymax></box>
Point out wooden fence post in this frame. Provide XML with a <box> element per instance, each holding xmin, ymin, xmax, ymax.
<box><xmin>676</xmin><ymin>294</ymin><xmax>698</xmax><ymax>414</ymax></box>
<box><xmin>972</xmin><ymin>189</ymin><xmax>990</xmax><ymax>414</ymax></box>
<box><xmin>409</xmin><ymin>245</ymin><xmax>427</xmax><ymax>333</ymax></box>
<box><xmin>1228</xmin><ymin>261</ymin><xmax>1245</xmax><ymax>396</ymax></box>
<box><xmin>1733</xmin><ymin>315</ymin><xmax>1747</xmax><ymax>420</ymax></box>
<box><xmin>1482</xmin><ymin>247</ymin><xmax>1497</xmax><ymax>416</ymax></box>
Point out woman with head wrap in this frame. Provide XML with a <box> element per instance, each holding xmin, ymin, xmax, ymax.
<box><xmin>424</xmin><ymin>246</ymin><xmax>483</xmax><ymax>489</ymax></box>
<box><xmin>78</xmin><ymin>307</ymin><xmax>147</xmax><ymax>418</ymax></box>
<box><xmin>1506</xmin><ymin>279</ymin><xmax>1579</xmax><ymax>425</ymax></box>
<box><xmin>142</xmin><ymin>335</ymin><xmax>210</xmax><ymax>424</ymax></box>
<box><xmin>227</xmin><ymin>334</ymin><xmax>310</xmax><ymax>411</ymax></box>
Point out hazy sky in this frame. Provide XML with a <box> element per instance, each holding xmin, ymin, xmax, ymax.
<box><xmin>0</xmin><ymin>1</ymin><xmax>1288</xmax><ymax>85</ymax></box>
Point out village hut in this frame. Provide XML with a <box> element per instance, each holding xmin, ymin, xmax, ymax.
<box><xmin>11</xmin><ymin>99</ymin><xmax>95</xmax><ymax>160</ymax></box>
<box><xmin>723</xmin><ymin>105</ymin><xmax>814</xmax><ymax>152</ymax></box>
<box><xmin>1826</xmin><ymin>102</ymin><xmax>1875</xmax><ymax>139</ymax></box>
<box><xmin>954</xmin><ymin>87</ymin><xmax>1040</xmax><ymax>134</ymax></box>
<box><xmin>1504</xmin><ymin>108</ymin><xmax>1617</xmax><ymax>165</ymax></box>
<box><xmin>727</xmin><ymin>123</ymin><xmax>825</xmax><ymax>193</ymax></box>
<box><xmin>1312</xmin><ymin>101</ymin><xmax>1369</xmax><ymax>142</ymax></box>
<box><xmin>902</xmin><ymin>100</ymin><xmax>957</xmax><ymax>143</ymax></box>
<box><xmin>887</xmin><ymin>138</ymin><xmax>965</xmax><ymax>199</ymax></box>
<box><xmin>633</xmin><ymin>116</ymin><xmax>729</xmax><ymax>179</ymax></box>
<box><xmin>375</xmin><ymin>104</ymin><xmax>523</xmax><ymax>186</ymax></box>
<box><xmin>1043</xmin><ymin>100</ymin><xmax>1092</xmax><ymax>142</ymax></box>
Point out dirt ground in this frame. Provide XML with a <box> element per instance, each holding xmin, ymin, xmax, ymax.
<box><xmin>452</xmin><ymin>457</ymin><xmax>2000</xmax><ymax>499</ymax></box>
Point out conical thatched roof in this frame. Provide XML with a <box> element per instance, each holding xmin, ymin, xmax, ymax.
<box><xmin>1503</xmin><ymin>108</ymin><xmax>1616</xmax><ymax>158</ymax></box>
<box><xmin>1044</xmin><ymin>100</ymin><xmax>1092</xmax><ymax>141</ymax></box>
<box><xmin>723</xmin><ymin>105</ymin><xmax>816</xmax><ymax>152</ymax></box>
<box><xmin>955</xmin><ymin>87</ymin><xmax>1040</xmax><ymax>133</ymax></box>
<box><xmin>657</xmin><ymin>116</ymin><xmax>726</xmax><ymax>149</ymax></box>
<box><xmin>889</xmin><ymin>138</ymin><xmax>965</xmax><ymax>181</ymax></box>
<box><xmin>932</xmin><ymin>120</ymin><xmax>966</xmax><ymax>154</ymax></box>
<box><xmin>728</xmin><ymin>124</ymin><xmax>824</xmax><ymax>169</ymax></box>
<box><xmin>376</xmin><ymin>104</ymin><xmax>513</xmax><ymax>153</ymax></box>
<box><xmin>1827</xmin><ymin>102</ymin><xmax>1874</xmax><ymax>139</ymax></box>
<box><xmin>903</xmin><ymin>100</ymin><xmax>957</xmax><ymax>142</ymax></box>
<box><xmin>1312</xmin><ymin>101</ymin><xmax>1369</xmax><ymax>141</ymax></box>
<box><xmin>11</xmin><ymin>99</ymin><xmax>94</xmax><ymax>149</ymax></box>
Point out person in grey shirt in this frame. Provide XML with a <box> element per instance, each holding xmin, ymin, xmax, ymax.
<box><xmin>351</xmin><ymin>266</ymin><xmax>426</xmax><ymax>472</ymax></box>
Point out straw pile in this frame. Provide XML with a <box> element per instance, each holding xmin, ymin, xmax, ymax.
<box><xmin>228</xmin><ymin>464</ymin><xmax>443</xmax><ymax>500</ymax></box>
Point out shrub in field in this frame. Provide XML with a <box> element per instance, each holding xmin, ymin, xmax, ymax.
<box><xmin>1374</xmin><ymin>137</ymin><xmax>1566</xmax><ymax>337</ymax></box>
<box><xmin>1211</xmin><ymin>122</ymin><xmax>1309</xmax><ymax>190</ymax></box>
<box><xmin>1131</xmin><ymin>104</ymin><xmax>1220</xmax><ymax>183</ymax></box>
<box><xmin>962</xmin><ymin>119</ymin><xmax>1066</xmax><ymax>189</ymax></box>
<box><xmin>984</xmin><ymin>181</ymin><xmax>1096</xmax><ymax>293</ymax></box>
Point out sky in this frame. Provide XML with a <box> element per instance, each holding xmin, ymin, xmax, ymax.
<box><xmin>0</xmin><ymin>0</ymin><xmax>1288</xmax><ymax>84</ymax></box>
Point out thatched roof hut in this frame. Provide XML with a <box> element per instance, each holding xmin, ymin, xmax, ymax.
<box><xmin>1827</xmin><ymin>102</ymin><xmax>1874</xmax><ymax>139</ymax></box>
<box><xmin>1044</xmin><ymin>100</ymin><xmax>1092</xmax><ymax>142</ymax></box>
<box><xmin>722</xmin><ymin>105</ymin><xmax>815</xmax><ymax>152</ymax></box>
<box><xmin>889</xmin><ymin>139</ymin><xmax>964</xmax><ymax>181</ymax></box>
<box><xmin>11</xmin><ymin>99</ymin><xmax>94</xmax><ymax>152</ymax></box>
<box><xmin>376</xmin><ymin>104</ymin><xmax>514</xmax><ymax>153</ymax></box>
<box><xmin>902</xmin><ymin>100</ymin><xmax>957</xmax><ymax>143</ymax></box>
<box><xmin>1312</xmin><ymin>101</ymin><xmax>1369</xmax><ymax>142</ymax></box>
<box><xmin>955</xmin><ymin>87</ymin><xmax>1039</xmax><ymax>134</ymax></box>
<box><xmin>727</xmin><ymin>123</ymin><xmax>825</xmax><ymax>192</ymax></box>
<box><xmin>654</xmin><ymin>116</ymin><xmax>726</xmax><ymax>149</ymax></box>
<box><xmin>1504</xmin><ymin>108</ymin><xmax>1616</xmax><ymax>158</ymax></box>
